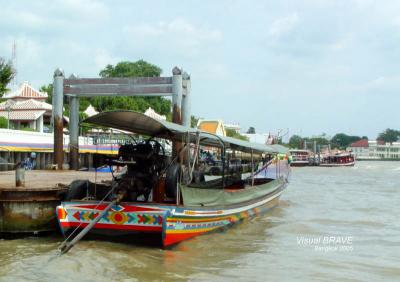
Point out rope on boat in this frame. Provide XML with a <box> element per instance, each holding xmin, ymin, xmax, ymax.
<box><xmin>59</xmin><ymin>199</ymin><xmax>118</xmax><ymax>255</ymax></box>
<box><xmin>247</xmin><ymin>158</ymin><xmax>274</xmax><ymax>180</ymax></box>
<box><xmin>58</xmin><ymin>182</ymin><xmax>119</xmax><ymax>254</ymax></box>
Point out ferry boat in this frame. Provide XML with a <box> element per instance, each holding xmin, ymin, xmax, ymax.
<box><xmin>320</xmin><ymin>152</ymin><xmax>355</xmax><ymax>167</ymax></box>
<box><xmin>56</xmin><ymin>111</ymin><xmax>290</xmax><ymax>252</ymax></box>
<box><xmin>289</xmin><ymin>149</ymin><xmax>310</xmax><ymax>166</ymax></box>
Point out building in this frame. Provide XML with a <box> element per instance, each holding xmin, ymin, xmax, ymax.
<box><xmin>197</xmin><ymin>119</ymin><xmax>226</xmax><ymax>136</ymax></box>
<box><xmin>144</xmin><ymin>107</ymin><xmax>166</xmax><ymax>121</ymax></box>
<box><xmin>348</xmin><ymin>139</ymin><xmax>400</xmax><ymax>160</ymax></box>
<box><xmin>224</xmin><ymin>122</ymin><xmax>241</xmax><ymax>134</ymax></box>
<box><xmin>84</xmin><ymin>104</ymin><xmax>99</xmax><ymax>117</ymax></box>
<box><xmin>0</xmin><ymin>82</ymin><xmax>51</xmax><ymax>132</ymax></box>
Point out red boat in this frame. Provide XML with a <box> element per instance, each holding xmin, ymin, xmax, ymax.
<box><xmin>56</xmin><ymin>111</ymin><xmax>290</xmax><ymax>252</ymax></box>
<box><xmin>320</xmin><ymin>152</ymin><xmax>355</xmax><ymax>167</ymax></box>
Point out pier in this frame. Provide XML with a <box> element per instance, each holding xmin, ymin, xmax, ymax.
<box><xmin>0</xmin><ymin>170</ymin><xmax>111</xmax><ymax>234</ymax></box>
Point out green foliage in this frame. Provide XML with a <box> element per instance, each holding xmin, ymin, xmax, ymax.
<box><xmin>92</xmin><ymin>60</ymin><xmax>171</xmax><ymax>115</ymax></box>
<box><xmin>288</xmin><ymin>134</ymin><xmax>303</xmax><ymax>149</ymax></box>
<box><xmin>0</xmin><ymin>58</ymin><xmax>14</xmax><ymax>97</ymax></box>
<box><xmin>226</xmin><ymin>128</ymin><xmax>249</xmax><ymax>141</ymax></box>
<box><xmin>21</xmin><ymin>126</ymin><xmax>36</xmax><ymax>132</ymax></box>
<box><xmin>289</xmin><ymin>135</ymin><xmax>330</xmax><ymax>149</ymax></box>
<box><xmin>0</xmin><ymin>117</ymin><xmax>8</xmax><ymax>128</ymax></box>
<box><xmin>305</xmin><ymin>136</ymin><xmax>330</xmax><ymax>146</ymax></box>
<box><xmin>331</xmin><ymin>133</ymin><xmax>361</xmax><ymax>149</ymax></box>
<box><xmin>378</xmin><ymin>128</ymin><xmax>400</xmax><ymax>143</ymax></box>
<box><xmin>246</xmin><ymin>126</ymin><xmax>255</xmax><ymax>134</ymax></box>
<box><xmin>99</xmin><ymin>60</ymin><xmax>162</xmax><ymax>77</ymax></box>
<box><xmin>79</xmin><ymin>112</ymin><xmax>89</xmax><ymax>135</ymax></box>
<box><xmin>191</xmin><ymin>115</ymin><xmax>199</xmax><ymax>128</ymax></box>
<box><xmin>40</xmin><ymin>84</ymin><xmax>53</xmax><ymax>104</ymax></box>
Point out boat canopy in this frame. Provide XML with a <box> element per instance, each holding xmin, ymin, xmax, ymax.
<box><xmin>82</xmin><ymin>110</ymin><xmax>288</xmax><ymax>154</ymax></box>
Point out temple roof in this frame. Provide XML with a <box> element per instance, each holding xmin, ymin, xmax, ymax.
<box><xmin>0</xmin><ymin>99</ymin><xmax>52</xmax><ymax>111</ymax></box>
<box><xmin>0</xmin><ymin>110</ymin><xmax>46</xmax><ymax>121</ymax></box>
<box><xmin>3</xmin><ymin>81</ymin><xmax>48</xmax><ymax>100</ymax></box>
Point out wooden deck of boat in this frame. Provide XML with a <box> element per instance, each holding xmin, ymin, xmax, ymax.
<box><xmin>0</xmin><ymin>170</ymin><xmax>112</xmax><ymax>190</ymax></box>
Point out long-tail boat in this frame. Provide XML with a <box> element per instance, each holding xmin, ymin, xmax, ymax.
<box><xmin>56</xmin><ymin>111</ymin><xmax>290</xmax><ymax>251</ymax></box>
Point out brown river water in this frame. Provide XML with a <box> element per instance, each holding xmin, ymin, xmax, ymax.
<box><xmin>0</xmin><ymin>161</ymin><xmax>399</xmax><ymax>281</ymax></box>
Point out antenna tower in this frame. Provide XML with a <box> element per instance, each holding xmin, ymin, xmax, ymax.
<box><xmin>11</xmin><ymin>40</ymin><xmax>17</xmax><ymax>87</ymax></box>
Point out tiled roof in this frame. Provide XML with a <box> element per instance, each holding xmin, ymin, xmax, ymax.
<box><xmin>350</xmin><ymin>139</ymin><xmax>369</xmax><ymax>147</ymax></box>
<box><xmin>0</xmin><ymin>110</ymin><xmax>46</xmax><ymax>121</ymax></box>
<box><xmin>144</xmin><ymin>107</ymin><xmax>166</xmax><ymax>121</ymax></box>
<box><xmin>0</xmin><ymin>99</ymin><xmax>52</xmax><ymax>111</ymax></box>
<box><xmin>3</xmin><ymin>82</ymin><xmax>47</xmax><ymax>99</ymax></box>
<box><xmin>84</xmin><ymin>104</ymin><xmax>99</xmax><ymax>118</ymax></box>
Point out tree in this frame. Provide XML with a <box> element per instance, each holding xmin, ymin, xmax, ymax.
<box><xmin>226</xmin><ymin>128</ymin><xmax>249</xmax><ymax>141</ymax></box>
<box><xmin>306</xmin><ymin>137</ymin><xmax>330</xmax><ymax>146</ymax></box>
<box><xmin>288</xmin><ymin>135</ymin><xmax>303</xmax><ymax>149</ymax></box>
<box><xmin>191</xmin><ymin>115</ymin><xmax>199</xmax><ymax>128</ymax></box>
<box><xmin>331</xmin><ymin>133</ymin><xmax>361</xmax><ymax>149</ymax></box>
<box><xmin>246</xmin><ymin>126</ymin><xmax>255</xmax><ymax>134</ymax></box>
<box><xmin>0</xmin><ymin>58</ymin><xmax>14</xmax><ymax>97</ymax></box>
<box><xmin>93</xmin><ymin>60</ymin><xmax>171</xmax><ymax>115</ymax></box>
<box><xmin>40</xmin><ymin>84</ymin><xmax>53</xmax><ymax>104</ymax></box>
<box><xmin>0</xmin><ymin>117</ymin><xmax>8</xmax><ymax>128</ymax></box>
<box><xmin>378</xmin><ymin>128</ymin><xmax>400</xmax><ymax>143</ymax></box>
<box><xmin>99</xmin><ymin>60</ymin><xmax>162</xmax><ymax>77</ymax></box>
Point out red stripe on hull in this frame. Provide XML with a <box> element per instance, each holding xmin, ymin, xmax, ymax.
<box><xmin>163</xmin><ymin>231</ymin><xmax>207</xmax><ymax>247</ymax></box>
<box><xmin>60</xmin><ymin>222</ymin><xmax>162</xmax><ymax>232</ymax></box>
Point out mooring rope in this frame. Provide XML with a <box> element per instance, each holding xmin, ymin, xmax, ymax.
<box><xmin>58</xmin><ymin>182</ymin><xmax>118</xmax><ymax>252</ymax></box>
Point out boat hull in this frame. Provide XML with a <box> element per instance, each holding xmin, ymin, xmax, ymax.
<box><xmin>57</xmin><ymin>180</ymin><xmax>287</xmax><ymax>247</ymax></box>
<box><xmin>319</xmin><ymin>161</ymin><xmax>355</xmax><ymax>167</ymax></box>
<box><xmin>290</xmin><ymin>161</ymin><xmax>310</xmax><ymax>167</ymax></box>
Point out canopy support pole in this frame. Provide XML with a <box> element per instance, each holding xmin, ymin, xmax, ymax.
<box><xmin>251</xmin><ymin>149</ymin><xmax>254</xmax><ymax>186</ymax></box>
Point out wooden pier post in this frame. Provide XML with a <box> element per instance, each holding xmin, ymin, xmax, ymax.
<box><xmin>53</xmin><ymin>68</ymin><xmax>65</xmax><ymax>169</ymax></box>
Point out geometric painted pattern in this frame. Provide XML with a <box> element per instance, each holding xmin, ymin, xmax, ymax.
<box><xmin>71</xmin><ymin>211</ymin><xmax>163</xmax><ymax>225</ymax></box>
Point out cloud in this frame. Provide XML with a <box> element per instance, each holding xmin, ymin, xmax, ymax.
<box><xmin>94</xmin><ymin>49</ymin><xmax>120</xmax><ymax>71</ymax></box>
<box><xmin>268</xmin><ymin>13</ymin><xmax>299</xmax><ymax>37</ymax></box>
<box><xmin>123</xmin><ymin>18</ymin><xmax>222</xmax><ymax>57</ymax></box>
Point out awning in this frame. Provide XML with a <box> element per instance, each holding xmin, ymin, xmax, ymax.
<box><xmin>82</xmin><ymin>111</ymin><xmax>288</xmax><ymax>154</ymax></box>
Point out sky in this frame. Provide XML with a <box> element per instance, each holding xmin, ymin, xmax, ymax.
<box><xmin>0</xmin><ymin>0</ymin><xmax>399</xmax><ymax>140</ymax></box>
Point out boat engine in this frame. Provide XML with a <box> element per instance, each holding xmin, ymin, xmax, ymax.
<box><xmin>114</xmin><ymin>139</ymin><xmax>166</xmax><ymax>201</ymax></box>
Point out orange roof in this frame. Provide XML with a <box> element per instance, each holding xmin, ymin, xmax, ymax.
<box><xmin>350</xmin><ymin>139</ymin><xmax>368</xmax><ymax>148</ymax></box>
<box><xmin>198</xmin><ymin>121</ymin><xmax>219</xmax><ymax>134</ymax></box>
<box><xmin>3</xmin><ymin>82</ymin><xmax>47</xmax><ymax>100</ymax></box>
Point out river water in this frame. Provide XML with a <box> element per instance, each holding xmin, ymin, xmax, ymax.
<box><xmin>0</xmin><ymin>161</ymin><xmax>399</xmax><ymax>281</ymax></box>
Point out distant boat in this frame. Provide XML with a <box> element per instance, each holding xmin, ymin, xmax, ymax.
<box><xmin>320</xmin><ymin>152</ymin><xmax>355</xmax><ymax>167</ymax></box>
<box><xmin>56</xmin><ymin>111</ymin><xmax>290</xmax><ymax>251</ymax></box>
<box><xmin>289</xmin><ymin>149</ymin><xmax>310</xmax><ymax>166</ymax></box>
